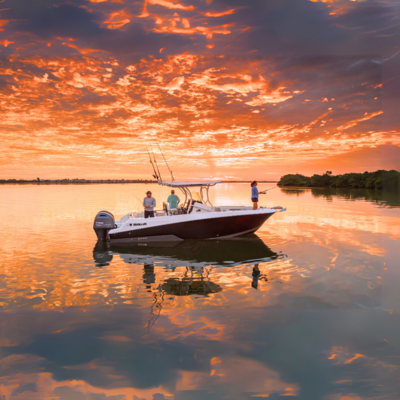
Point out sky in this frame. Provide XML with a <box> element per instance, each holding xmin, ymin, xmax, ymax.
<box><xmin>0</xmin><ymin>0</ymin><xmax>399</xmax><ymax>180</ymax></box>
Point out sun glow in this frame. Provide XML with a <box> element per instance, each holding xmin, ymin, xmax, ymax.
<box><xmin>0</xmin><ymin>0</ymin><xmax>396</xmax><ymax>179</ymax></box>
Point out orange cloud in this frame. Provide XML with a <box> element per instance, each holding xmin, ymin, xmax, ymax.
<box><xmin>138</xmin><ymin>0</ymin><xmax>238</xmax><ymax>39</ymax></box>
<box><xmin>0</xmin><ymin>39</ymin><xmax>13</xmax><ymax>47</ymax></box>
<box><xmin>326</xmin><ymin>347</ymin><xmax>368</xmax><ymax>365</ymax></box>
<box><xmin>337</xmin><ymin>111</ymin><xmax>383</xmax><ymax>131</ymax></box>
<box><xmin>203</xmin><ymin>9</ymin><xmax>236</xmax><ymax>17</ymax></box>
<box><xmin>308</xmin><ymin>0</ymin><xmax>364</xmax><ymax>16</ymax></box>
<box><xmin>210</xmin><ymin>356</ymin><xmax>221</xmax><ymax>365</ymax></box>
<box><xmin>102</xmin><ymin>9</ymin><xmax>132</xmax><ymax>29</ymax></box>
<box><xmin>0</xmin><ymin>369</ymin><xmax>173</xmax><ymax>400</ymax></box>
<box><xmin>182</xmin><ymin>17</ymin><xmax>190</xmax><ymax>28</ymax></box>
<box><xmin>0</xmin><ymin>53</ymin><xmax>389</xmax><ymax>180</ymax></box>
<box><xmin>63</xmin><ymin>43</ymin><xmax>109</xmax><ymax>55</ymax></box>
<box><xmin>148</xmin><ymin>0</ymin><xmax>196</xmax><ymax>11</ymax></box>
<box><xmin>152</xmin><ymin>20</ymin><xmax>233</xmax><ymax>39</ymax></box>
<box><xmin>176</xmin><ymin>356</ymin><xmax>300</xmax><ymax>395</ymax></box>
<box><xmin>344</xmin><ymin>353</ymin><xmax>365</xmax><ymax>364</ymax></box>
<box><xmin>245</xmin><ymin>88</ymin><xmax>292</xmax><ymax>106</ymax></box>
<box><xmin>165</xmin><ymin>76</ymin><xmax>185</xmax><ymax>91</ymax></box>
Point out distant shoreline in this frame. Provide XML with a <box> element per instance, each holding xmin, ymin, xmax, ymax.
<box><xmin>0</xmin><ymin>179</ymin><xmax>278</xmax><ymax>185</ymax></box>
<box><xmin>277</xmin><ymin>170</ymin><xmax>399</xmax><ymax>191</ymax></box>
<box><xmin>221</xmin><ymin>181</ymin><xmax>278</xmax><ymax>183</ymax></box>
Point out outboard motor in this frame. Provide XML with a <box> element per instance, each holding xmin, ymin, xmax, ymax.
<box><xmin>93</xmin><ymin>210</ymin><xmax>115</xmax><ymax>241</ymax></box>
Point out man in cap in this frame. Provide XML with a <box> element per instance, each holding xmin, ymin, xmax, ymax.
<box><xmin>143</xmin><ymin>191</ymin><xmax>156</xmax><ymax>218</ymax></box>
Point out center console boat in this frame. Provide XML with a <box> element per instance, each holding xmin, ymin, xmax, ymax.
<box><xmin>94</xmin><ymin>180</ymin><xmax>285</xmax><ymax>242</ymax></box>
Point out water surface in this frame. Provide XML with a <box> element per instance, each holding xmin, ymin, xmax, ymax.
<box><xmin>0</xmin><ymin>183</ymin><xmax>399</xmax><ymax>399</ymax></box>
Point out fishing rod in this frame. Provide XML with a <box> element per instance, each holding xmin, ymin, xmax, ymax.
<box><xmin>156</xmin><ymin>141</ymin><xmax>174</xmax><ymax>181</ymax></box>
<box><xmin>259</xmin><ymin>186</ymin><xmax>277</xmax><ymax>194</ymax></box>
<box><xmin>132</xmin><ymin>193</ymin><xmax>142</xmax><ymax>203</ymax></box>
<box><xmin>150</xmin><ymin>145</ymin><xmax>162</xmax><ymax>182</ymax></box>
<box><xmin>132</xmin><ymin>192</ymin><xmax>145</xmax><ymax>212</ymax></box>
<box><xmin>147</xmin><ymin>147</ymin><xmax>159</xmax><ymax>180</ymax></box>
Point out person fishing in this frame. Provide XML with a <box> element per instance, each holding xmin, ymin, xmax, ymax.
<box><xmin>251</xmin><ymin>181</ymin><xmax>261</xmax><ymax>210</ymax></box>
<box><xmin>251</xmin><ymin>181</ymin><xmax>274</xmax><ymax>210</ymax></box>
<box><xmin>143</xmin><ymin>190</ymin><xmax>156</xmax><ymax>218</ymax></box>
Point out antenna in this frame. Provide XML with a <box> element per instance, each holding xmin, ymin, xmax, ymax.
<box><xmin>156</xmin><ymin>141</ymin><xmax>174</xmax><ymax>181</ymax></box>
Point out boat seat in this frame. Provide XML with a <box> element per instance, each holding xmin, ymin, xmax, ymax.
<box><xmin>163</xmin><ymin>202</ymin><xmax>178</xmax><ymax>216</ymax></box>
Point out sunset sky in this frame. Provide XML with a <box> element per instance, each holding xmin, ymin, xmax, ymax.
<box><xmin>1</xmin><ymin>0</ymin><xmax>399</xmax><ymax>180</ymax></box>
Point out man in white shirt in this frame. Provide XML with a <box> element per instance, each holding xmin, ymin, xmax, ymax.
<box><xmin>143</xmin><ymin>191</ymin><xmax>156</xmax><ymax>218</ymax></box>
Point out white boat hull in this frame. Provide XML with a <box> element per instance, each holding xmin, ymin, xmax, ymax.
<box><xmin>109</xmin><ymin>209</ymin><xmax>277</xmax><ymax>242</ymax></box>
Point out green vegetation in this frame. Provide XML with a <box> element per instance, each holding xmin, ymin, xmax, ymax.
<box><xmin>278</xmin><ymin>170</ymin><xmax>400</xmax><ymax>191</ymax></box>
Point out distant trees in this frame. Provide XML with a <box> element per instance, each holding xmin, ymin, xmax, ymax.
<box><xmin>278</xmin><ymin>170</ymin><xmax>400</xmax><ymax>191</ymax></box>
<box><xmin>277</xmin><ymin>174</ymin><xmax>310</xmax><ymax>187</ymax></box>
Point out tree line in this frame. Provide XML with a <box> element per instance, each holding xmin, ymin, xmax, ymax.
<box><xmin>278</xmin><ymin>170</ymin><xmax>400</xmax><ymax>191</ymax></box>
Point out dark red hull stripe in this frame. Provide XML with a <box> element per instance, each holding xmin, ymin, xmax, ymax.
<box><xmin>110</xmin><ymin>213</ymin><xmax>273</xmax><ymax>240</ymax></box>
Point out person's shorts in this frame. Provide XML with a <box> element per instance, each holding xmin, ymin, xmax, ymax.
<box><xmin>252</xmin><ymin>197</ymin><xmax>258</xmax><ymax>203</ymax></box>
<box><xmin>145</xmin><ymin>211</ymin><xmax>154</xmax><ymax>218</ymax></box>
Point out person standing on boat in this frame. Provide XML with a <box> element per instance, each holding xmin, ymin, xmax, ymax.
<box><xmin>167</xmin><ymin>190</ymin><xmax>180</xmax><ymax>211</ymax></box>
<box><xmin>251</xmin><ymin>181</ymin><xmax>259</xmax><ymax>210</ymax></box>
<box><xmin>143</xmin><ymin>191</ymin><xmax>156</xmax><ymax>218</ymax></box>
<box><xmin>251</xmin><ymin>181</ymin><xmax>266</xmax><ymax>210</ymax></box>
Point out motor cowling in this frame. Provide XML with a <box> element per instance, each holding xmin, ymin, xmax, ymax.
<box><xmin>93</xmin><ymin>210</ymin><xmax>115</xmax><ymax>241</ymax></box>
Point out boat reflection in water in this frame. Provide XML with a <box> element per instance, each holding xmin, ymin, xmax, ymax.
<box><xmin>94</xmin><ymin>234</ymin><xmax>279</xmax><ymax>267</ymax></box>
<box><xmin>93</xmin><ymin>234</ymin><xmax>281</xmax><ymax>295</ymax></box>
<box><xmin>94</xmin><ymin>235</ymin><xmax>281</xmax><ymax>330</ymax></box>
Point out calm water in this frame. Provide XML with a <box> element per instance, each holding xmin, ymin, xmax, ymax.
<box><xmin>0</xmin><ymin>183</ymin><xmax>399</xmax><ymax>400</ymax></box>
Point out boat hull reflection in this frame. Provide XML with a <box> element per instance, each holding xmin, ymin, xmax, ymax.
<box><xmin>94</xmin><ymin>234</ymin><xmax>279</xmax><ymax>269</ymax></box>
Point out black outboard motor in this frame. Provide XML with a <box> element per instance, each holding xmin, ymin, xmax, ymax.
<box><xmin>93</xmin><ymin>210</ymin><xmax>115</xmax><ymax>241</ymax></box>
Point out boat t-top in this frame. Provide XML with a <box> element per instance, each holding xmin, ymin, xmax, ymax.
<box><xmin>93</xmin><ymin>150</ymin><xmax>285</xmax><ymax>242</ymax></box>
<box><xmin>94</xmin><ymin>178</ymin><xmax>285</xmax><ymax>242</ymax></box>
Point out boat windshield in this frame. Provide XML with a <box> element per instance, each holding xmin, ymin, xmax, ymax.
<box><xmin>192</xmin><ymin>191</ymin><xmax>203</xmax><ymax>203</ymax></box>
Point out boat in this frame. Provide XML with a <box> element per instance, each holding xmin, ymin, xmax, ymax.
<box><xmin>93</xmin><ymin>180</ymin><xmax>286</xmax><ymax>242</ymax></box>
